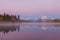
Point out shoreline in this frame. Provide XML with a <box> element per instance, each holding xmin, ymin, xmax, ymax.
<box><xmin>0</xmin><ymin>22</ymin><xmax>60</xmax><ymax>26</ymax></box>
<box><xmin>0</xmin><ymin>21</ymin><xmax>60</xmax><ymax>23</ymax></box>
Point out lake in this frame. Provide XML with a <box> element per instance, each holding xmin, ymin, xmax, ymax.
<box><xmin>0</xmin><ymin>23</ymin><xmax>60</xmax><ymax>40</ymax></box>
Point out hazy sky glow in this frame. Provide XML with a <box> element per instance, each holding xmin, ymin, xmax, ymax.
<box><xmin>0</xmin><ymin>0</ymin><xmax>60</xmax><ymax>19</ymax></box>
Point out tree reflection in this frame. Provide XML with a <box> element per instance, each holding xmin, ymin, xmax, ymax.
<box><xmin>54</xmin><ymin>24</ymin><xmax>60</xmax><ymax>27</ymax></box>
<box><xmin>0</xmin><ymin>25</ymin><xmax>20</xmax><ymax>34</ymax></box>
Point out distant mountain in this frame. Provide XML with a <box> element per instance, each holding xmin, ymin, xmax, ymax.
<box><xmin>35</xmin><ymin>16</ymin><xmax>53</xmax><ymax>22</ymax></box>
<box><xmin>19</xmin><ymin>16</ymin><xmax>60</xmax><ymax>23</ymax></box>
<box><xmin>36</xmin><ymin>16</ymin><xmax>48</xmax><ymax>22</ymax></box>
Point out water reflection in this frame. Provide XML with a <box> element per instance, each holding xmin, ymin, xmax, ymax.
<box><xmin>41</xmin><ymin>26</ymin><xmax>48</xmax><ymax>30</ymax></box>
<box><xmin>0</xmin><ymin>23</ymin><xmax>60</xmax><ymax>40</ymax></box>
<box><xmin>54</xmin><ymin>24</ymin><xmax>60</xmax><ymax>27</ymax></box>
<box><xmin>0</xmin><ymin>25</ymin><xmax>20</xmax><ymax>34</ymax></box>
<box><xmin>0</xmin><ymin>23</ymin><xmax>60</xmax><ymax>33</ymax></box>
<box><xmin>20</xmin><ymin>23</ymin><xmax>60</xmax><ymax>31</ymax></box>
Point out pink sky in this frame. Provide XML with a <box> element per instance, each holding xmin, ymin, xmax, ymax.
<box><xmin>0</xmin><ymin>0</ymin><xmax>60</xmax><ymax>19</ymax></box>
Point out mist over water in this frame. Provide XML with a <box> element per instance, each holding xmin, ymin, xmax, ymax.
<box><xmin>0</xmin><ymin>23</ymin><xmax>60</xmax><ymax>40</ymax></box>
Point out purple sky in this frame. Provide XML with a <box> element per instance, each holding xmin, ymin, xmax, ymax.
<box><xmin>0</xmin><ymin>0</ymin><xmax>60</xmax><ymax>19</ymax></box>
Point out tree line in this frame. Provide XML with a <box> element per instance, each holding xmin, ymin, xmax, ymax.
<box><xmin>0</xmin><ymin>13</ymin><xmax>20</xmax><ymax>22</ymax></box>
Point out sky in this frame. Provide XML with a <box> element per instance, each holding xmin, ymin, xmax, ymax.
<box><xmin>0</xmin><ymin>0</ymin><xmax>60</xmax><ymax>19</ymax></box>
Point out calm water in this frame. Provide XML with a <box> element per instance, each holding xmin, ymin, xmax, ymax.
<box><xmin>0</xmin><ymin>23</ymin><xmax>60</xmax><ymax>40</ymax></box>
